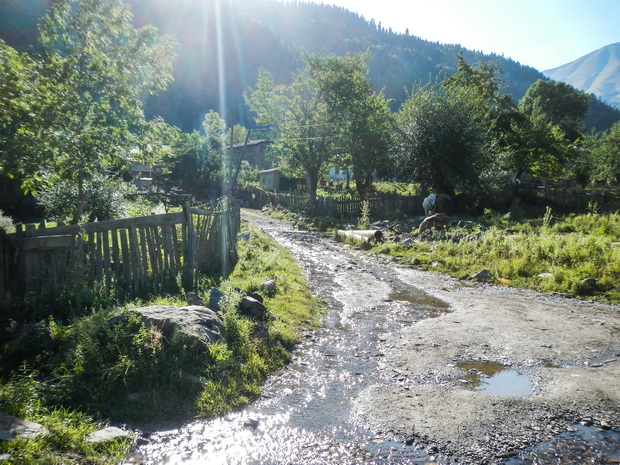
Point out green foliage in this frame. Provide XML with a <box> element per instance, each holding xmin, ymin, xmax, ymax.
<box><xmin>305</xmin><ymin>52</ymin><xmax>394</xmax><ymax>199</ymax></box>
<box><xmin>0</xmin><ymin>0</ymin><xmax>177</xmax><ymax>224</ymax></box>
<box><xmin>246</xmin><ymin>63</ymin><xmax>335</xmax><ymax>201</ymax></box>
<box><xmin>0</xmin><ymin>373</ymin><xmax>131</xmax><ymax>465</ymax></box>
<box><xmin>0</xmin><ymin>208</ymin><xmax>14</xmax><ymax>232</ymax></box>
<box><xmin>394</xmin><ymin>80</ymin><xmax>491</xmax><ymax>198</ymax></box>
<box><xmin>35</xmin><ymin>172</ymin><xmax>129</xmax><ymax>223</ymax></box>
<box><xmin>358</xmin><ymin>200</ymin><xmax>371</xmax><ymax>229</ymax></box>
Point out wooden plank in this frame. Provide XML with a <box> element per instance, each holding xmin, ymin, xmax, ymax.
<box><xmin>145</xmin><ymin>226</ymin><xmax>160</xmax><ymax>286</ymax></box>
<box><xmin>129</xmin><ymin>225</ymin><xmax>143</xmax><ymax>295</ymax></box>
<box><xmin>23</xmin><ymin>235</ymin><xmax>74</xmax><ymax>251</ymax></box>
<box><xmin>172</xmin><ymin>224</ymin><xmax>181</xmax><ymax>268</ymax></box>
<box><xmin>12</xmin><ymin>212</ymin><xmax>186</xmax><ymax>239</ymax></box>
<box><xmin>154</xmin><ymin>226</ymin><xmax>165</xmax><ymax>274</ymax></box>
<box><xmin>111</xmin><ymin>229</ymin><xmax>121</xmax><ymax>280</ymax></box>
<box><xmin>161</xmin><ymin>225</ymin><xmax>172</xmax><ymax>271</ymax></box>
<box><xmin>139</xmin><ymin>227</ymin><xmax>149</xmax><ymax>282</ymax></box>
<box><xmin>86</xmin><ymin>233</ymin><xmax>95</xmax><ymax>283</ymax></box>
<box><xmin>102</xmin><ymin>230</ymin><xmax>111</xmax><ymax>287</ymax></box>
<box><xmin>94</xmin><ymin>231</ymin><xmax>103</xmax><ymax>282</ymax></box>
<box><xmin>119</xmin><ymin>229</ymin><xmax>132</xmax><ymax>286</ymax></box>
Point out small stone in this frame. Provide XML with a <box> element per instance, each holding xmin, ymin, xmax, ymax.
<box><xmin>244</xmin><ymin>418</ymin><xmax>259</xmax><ymax>429</ymax></box>
<box><xmin>470</xmin><ymin>269</ymin><xmax>493</xmax><ymax>282</ymax></box>
<box><xmin>86</xmin><ymin>426</ymin><xmax>131</xmax><ymax>443</ymax></box>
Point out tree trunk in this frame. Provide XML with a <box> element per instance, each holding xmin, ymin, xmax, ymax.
<box><xmin>72</xmin><ymin>179</ymin><xmax>86</xmax><ymax>225</ymax></box>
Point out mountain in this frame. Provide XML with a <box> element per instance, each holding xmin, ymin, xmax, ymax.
<box><xmin>1</xmin><ymin>0</ymin><xmax>620</xmax><ymax>132</ymax></box>
<box><xmin>544</xmin><ymin>43</ymin><xmax>620</xmax><ymax>110</ymax></box>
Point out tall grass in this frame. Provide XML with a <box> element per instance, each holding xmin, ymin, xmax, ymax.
<box><xmin>373</xmin><ymin>211</ymin><xmax>620</xmax><ymax>303</ymax></box>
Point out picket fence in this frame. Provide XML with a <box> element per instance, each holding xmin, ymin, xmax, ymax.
<box><xmin>0</xmin><ymin>204</ymin><xmax>240</xmax><ymax>299</ymax></box>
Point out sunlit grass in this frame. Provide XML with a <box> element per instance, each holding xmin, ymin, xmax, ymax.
<box><xmin>369</xmin><ymin>211</ymin><xmax>620</xmax><ymax>303</ymax></box>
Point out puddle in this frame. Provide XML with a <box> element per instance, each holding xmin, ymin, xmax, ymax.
<box><xmin>457</xmin><ymin>361</ymin><xmax>534</xmax><ymax>397</ymax></box>
<box><xmin>387</xmin><ymin>288</ymin><xmax>451</xmax><ymax>319</ymax></box>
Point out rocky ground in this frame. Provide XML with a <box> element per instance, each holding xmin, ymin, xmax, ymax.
<box><xmin>245</xmin><ymin>210</ymin><xmax>620</xmax><ymax>464</ymax></box>
<box><xmin>352</xmin><ymin>268</ymin><xmax>620</xmax><ymax>463</ymax></box>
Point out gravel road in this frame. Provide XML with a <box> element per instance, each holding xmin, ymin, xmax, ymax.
<box><xmin>243</xmin><ymin>210</ymin><xmax>620</xmax><ymax>464</ymax></box>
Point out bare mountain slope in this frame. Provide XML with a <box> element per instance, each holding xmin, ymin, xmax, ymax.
<box><xmin>544</xmin><ymin>42</ymin><xmax>620</xmax><ymax>109</ymax></box>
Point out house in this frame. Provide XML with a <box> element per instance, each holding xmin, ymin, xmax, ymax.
<box><xmin>228</xmin><ymin>139</ymin><xmax>270</xmax><ymax>170</ymax></box>
<box><xmin>259</xmin><ymin>168</ymin><xmax>309</xmax><ymax>192</ymax></box>
<box><xmin>125</xmin><ymin>163</ymin><xmax>163</xmax><ymax>189</ymax></box>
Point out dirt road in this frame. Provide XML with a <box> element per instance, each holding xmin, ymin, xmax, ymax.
<box><xmin>242</xmin><ymin>210</ymin><xmax>620</xmax><ymax>464</ymax></box>
<box><xmin>354</xmin><ymin>269</ymin><xmax>620</xmax><ymax>462</ymax></box>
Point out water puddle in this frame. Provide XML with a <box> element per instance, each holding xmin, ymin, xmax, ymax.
<box><xmin>506</xmin><ymin>424</ymin><xmax>620</xmax><ymax>464</ymax></box>
<box><xmin>457</xmin><ymin>361</ymin><xmax>534</xmax><ymax>397</ymax></box>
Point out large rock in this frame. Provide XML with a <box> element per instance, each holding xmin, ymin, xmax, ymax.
<box><xmin>129</xmin><ymin>305</ymin><xmax>225</xmax><ymax>349</ymax></box>
<box><xmin>419</xmin><ymin>213</ymin><xmax>451</xmax><ymax>232</ymax></box>
<box><xmin>0</xmin><ymin>412</ymin><xmax>45</xmax><ymax>441</ymax></box>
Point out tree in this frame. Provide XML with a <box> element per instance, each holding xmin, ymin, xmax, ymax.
<box><xmin>1</xmin><ymin>0</ymin><xmax>177</xmax><ymax>223</ymax></box>
<box><xmin>587</xmin><ymin>121</ymin><xmax>620</xmax><ymax>184</ymax></box>
<box><xmin>394</xmin><ymin>81</ymin><xmax>490</xmax><ymax>199</ymax></box>
<box><xmin>520</xmin><ymin>80</ymin><xmax>589</xmax><ymax>142</ymax></box>
<box><xmin>305</xmin><ymin>52</ymin><xmax>393</xmax><ymax>199</ymax></box>
<box><xmin>516</xmin><ymin>80</ymin><xmax>590</xmax><ymax>180</ymax></box>
<box><xmin>246</xmin><ymin>66</ymin><xmax>336</xmax><ymax>202</ymax></box>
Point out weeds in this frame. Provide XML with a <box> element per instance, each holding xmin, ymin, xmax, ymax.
<box><xmin>372</xmin><ymin>211</ymin><xmax>620</xmax><ymax>303</ymax></box>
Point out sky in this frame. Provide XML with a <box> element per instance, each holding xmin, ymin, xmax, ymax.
<box><xmin>305</xmin><ymin>0</ymin><xmax>620</xmax><ymax>71</ymax></box>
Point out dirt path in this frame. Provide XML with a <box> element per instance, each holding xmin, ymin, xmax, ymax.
<box><xmin>242</xmin><ymin>210</ymin><xmax>620</xmax><ymax>463</ymax></box>
<box><xmin>353</xmin><ymin>268</ymin><xmax>620</xmax><ymax>462</ymax></box>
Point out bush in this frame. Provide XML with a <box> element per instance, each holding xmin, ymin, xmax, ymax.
<box><xmin>35</xmin><ymin>174</ymin><xmax>128</xmax><ymax>224</ymax></box>
<box><xmin>0</xmin><ymin>209</ymin><xmax>14</xmax><ymax>233</ymax></box>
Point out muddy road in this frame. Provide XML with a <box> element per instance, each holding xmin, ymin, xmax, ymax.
<box><xmin>130</xmin><ymin>210</ymin><xmax>620</xmax><ymax>464</ymax></box>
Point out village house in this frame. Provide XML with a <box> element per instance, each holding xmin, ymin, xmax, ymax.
<box><xmin>259</xmin><ymin>168</ymin><xmax>310</xmax><ymax>192</ymax></box>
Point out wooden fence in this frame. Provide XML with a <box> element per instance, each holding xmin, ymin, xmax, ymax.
<box><xmin>240</xmin><ymin>186</ymin><xmax>424</xmax><ymax>219</ymax></box>
<box><xmin>0</xmin><ymin>204</ymin><xmax>240</xmax><ymax>300</ymax></box>
<box><xmin>517</xmin><ymin>186</ymin><xmax>620</xmax><ymax>212</ymax></box>
<box><xmin>315</xmin><ymin>193</ymin><xmax>424</xmax><ymax>219</ymax></box>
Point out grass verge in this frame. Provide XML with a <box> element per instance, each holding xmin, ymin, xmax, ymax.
<box><xmin>364</xmin><ymin>210</ymin><xmax>620</xmax><ymax>304</ymax></box>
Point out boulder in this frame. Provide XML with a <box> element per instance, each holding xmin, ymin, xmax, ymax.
<box><xmin>419</xmin><ymin>213</ymin><xmax>451</xmax><ymax>233</ymax></box>
<box><xmin>209</xmin><ymin>288</ymin><xmax>225</xmax><ymax>312</ymax></box>
<box><xmin>260</xmin><ymin>280</ymin><xmax>277</xmax><ymax>297</ymax></box>
<box><xmin>129</xmin><ymin>305</ymin><xmax>225</xmax><ymax>349</ymax></box>
<box><xmin>185</xmin><ymin>291</ymin><xmax>205</xmax><ymax>306</ymax></box>
<box><xmin>0</xmin><ymin>413</ymin><xmax>45</xmax><ymax>441</ymax></box>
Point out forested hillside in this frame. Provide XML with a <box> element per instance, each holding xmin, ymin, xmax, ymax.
<box><xmin>1</xmin><ymin>0</ymin><xmax>619</xmax><ymax>132</ymax></box>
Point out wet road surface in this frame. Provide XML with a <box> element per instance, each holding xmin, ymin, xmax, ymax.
<box><xmin>127</xmin><ymin>211</ymin><xmax>620</xmax><ymax>465</ymax></box>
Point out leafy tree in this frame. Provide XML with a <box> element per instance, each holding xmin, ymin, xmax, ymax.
<box><xmin>394</xmin><ymin>81</ymin><xmax>490</xmax><ymax>200</ymax></box>
<box><xmin>246</xmin><ymin>66</ymin><xmax>336</xmax><ymax>201</ymax></box>
<box><xmin>305</xmin><ymin>52</ymin><xmax>393</xmax><ymax>199</ymax></box>
<box><xmin>1</xmin><ymin>0</ymin><xmax>177</xmax><ymax>223</ymax></box>
<box><xmin>516</xmin><ymin>80</ymin><xmax>590</xmax><ymax>180</ymax></box>
<box><xmin>520</xmin><ymin>80</ymin><xmax>589</xmax><ymax>142</ymax></box>
<box><xmin>587</xmin><ymin>121</ymin><xmax>620</xmax><ymax>184</ymax></box>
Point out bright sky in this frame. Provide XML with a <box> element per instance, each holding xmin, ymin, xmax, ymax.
<box><xmin>312</xmin><ymin>0</ymin><xmax>620</xmax><ymax>71</ymax></box>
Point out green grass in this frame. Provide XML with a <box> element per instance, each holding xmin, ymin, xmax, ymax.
<box><xmin>0</xmin><ymin>219</ymin><xmax>321</xmax><ymax>463</ymax></box>
<box><xmin>365</xmin><ymin>210</ymin><xmax>620</xmax><ymax>304</ymax></box>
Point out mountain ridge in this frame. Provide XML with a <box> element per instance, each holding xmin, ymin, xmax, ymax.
<box><xmin>544</xmin><ymin>42</ymin><xmax>620</xmax><ymax>110</ymax></box>
<box><xmin>1</xmin><ymin>0</ymin><xmax>619</xmax><ymax>131</ymax></box>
